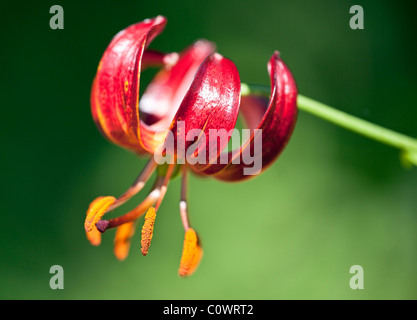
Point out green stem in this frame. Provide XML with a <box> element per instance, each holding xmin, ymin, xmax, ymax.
<box><xmin>241</xmin><ymin>83</ymin><xmax>417</xmax><ymax>165</ymax></box>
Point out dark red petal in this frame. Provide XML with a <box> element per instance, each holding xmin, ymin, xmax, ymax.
<box><xmin>199</xmin><ymin>51</ymin><xmax>298</xmax><ymax>181</ymax></box>
<box><xmin>137</xmin><ymin>41</ymin><xmax>215</xmax><ymax>154</ymax></box>
<box><xmin>138</xmin><ymin>40</ymin><xmax>215</xmax><ymax>130</ymax></box>
<box><xmin>91</xmin><ymin>16</ymin><xmax>166</xmax><ymax>154</ymax></box>
<box><xmin>165</xmin><ymin>53</ymin><xmax>241</xmax><ymax>168</ymax></box>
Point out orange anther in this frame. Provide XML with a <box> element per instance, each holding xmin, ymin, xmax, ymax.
<box><xmin>178</xmin><ymin>228</ymin><xmax>203</xmax><ymax>277</ymax></box>
<box><xmin>86</xmin><ymin>226</ymin><xmax>102</xmax><ymax>246</ymax></box>
<box><xmin>141</xmin><ymin>207</ymin><xmax>156</xmax><ymax>256</ymax></box>
<box><xmin>114</xmin><ymin>221</ymin><xmax>136</xmax><ymax>261</ymax></box>
<box><xmin>84</xmin><ymin>196</ymin><xmax>116</xmax><ymax>232</ymax></box>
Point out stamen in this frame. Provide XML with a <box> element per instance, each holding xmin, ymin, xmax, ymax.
<box><xmin>86</xmin><ymin>159</ymin><xmax>157</xmax><ymax>234</ymax></box>
<box><xmin>178</xmin><ymin>228</ymin><xmax>203</xmax><ymax>277</ymax></box>
<box><xmin>109</xmin><ymin>158</ymin><xmax>157</xmax><ymax>211</ymax></box>
<box><xmin>178</xmin><ymin>168</ymin><xmax>202</xmax><ymax>277</ymax></box>
<box><xmin>85</xmin><ymin>196</ymin><xmax>116</xmax><ymax>232</ymax></box>
<box><xmin>86</xmin><ymin>226</ymin><xmax>102</xmax><ymax>246</ymax></box>
<box><xmin>114</xmin><ymin>221</ymin><xmax>136</xmax><ymax>261</ymax></box>
<box><xmin>139</xmin><ymin>163</ymin><xmax>176</xmax><ymax>255</ymax></box>
<box><xmin>140</xmin><ymin>207</ymin><xmax>156</xmax><ymax>256</ymax></box>
<box><xmin>96</xmin><ymin>176</ymin><xmax>164</xmax><ymax>232</ymax></box>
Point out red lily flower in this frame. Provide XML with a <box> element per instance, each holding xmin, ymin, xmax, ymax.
<box><xmin>85</xmin><ymin>16</ymin><xmax>297</xmax><ymax>277</ymax></box>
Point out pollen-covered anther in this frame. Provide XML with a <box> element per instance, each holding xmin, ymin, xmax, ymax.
<box><xmin>84</xmin><ymin>196</ymin><xmax>116</xmax><ymax>232</ymax></box>
<box><xmin>178</xmin><ymin>228</ymin><xmax>203</xmax><ymax>277</ymax></box>
<box><xmin>141</xmin><ymin>207</ymin><xmax>156</xmax><ymax>256</ymax></box>
<box><xmin>86</xmin><ymin>226</ymin><xmax>102</xmax><ymax>246</ymax></box>
<box><xmin>114</xmin><ymin>221</ymin><xmax>136</xmax><ymax>261</ymax></box>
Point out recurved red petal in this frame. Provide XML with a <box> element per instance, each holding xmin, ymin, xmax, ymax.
<box><xmin>196</xmin><ymin>51</ymin><xmax>298</xmax><ymax>181</ymax></box>
<box><xmin>166</xmin><ymin>53</ymin><xmax>241</xmax><ymax>168</ymax></box>
<box><xmin>91</xmin><ymin>16</ymin><xmax>167</xmax><ymax>154</ymax></box>
<box><xmin>138</xmin><ymin>40</ymin><xmax>215</xmax><ymax>153</ymax></box>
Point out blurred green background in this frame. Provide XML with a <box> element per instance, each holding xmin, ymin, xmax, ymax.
<box><xmin>1</xmin><ymin>0</ymin><xmax>416</xmax><ymax>300</ymax></box>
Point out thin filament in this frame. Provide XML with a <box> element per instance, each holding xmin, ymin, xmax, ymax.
<box><xmin>109</xmin><ymin>158</ymin><xmax>157</xmax><ymax>211</ymax></box>
<box><xmin>154</xmin><ymin>163</ymin><xmax>176</xmax><ymax>211</ymax></box>
<box><xmin>97</xmin><ymin>175</ymin><xmax>164</xmax><ymax>232</ymax></box>
<box><xmin>180</xmin><ymin>166</ymin><xmax>190</xmax><ymax>231</ymax></box>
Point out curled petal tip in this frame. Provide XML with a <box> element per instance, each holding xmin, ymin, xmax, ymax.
<box><xmin>84</xmin><ymin>196</ymin><xmax>116</xmax><ymax>232</ymax></box>
<box><xmin>91</xmin><ymin>16</ymin><xmax>168</xmax><ymax>154</ymax></box>
<box><xmin>163</xmin><ymin>52</ymin><xmax>180</xmax><ymax>68</ymax></box>
<box><xmin>178</xmin><ymin>228</ymin><xmax>203</xmax><ymax>277</ymax></box>
<box><xmin>155</xmin><ymin>15</ymin><xmax>166</xmax><ymax>22</ymax></box>
<box><xmin>205</xmin><ymin>51</ymin><xmax>297</xmax><ymax>181</ymax></box>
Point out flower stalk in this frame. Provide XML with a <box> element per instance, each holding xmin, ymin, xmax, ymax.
<box><xmin>241</xmin><ymin>83</ymin><xmax>417</xmax><ymax>166</ymax></box>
